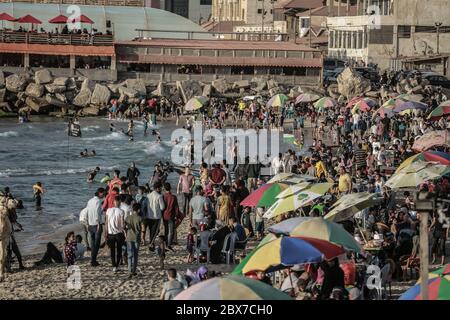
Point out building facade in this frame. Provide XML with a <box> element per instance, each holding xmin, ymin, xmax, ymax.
<box><xmin>327</xmin><ymin>0</ymin><xmax>450</xmax><ymax>71</ymax></box>
<box><xmin>212</xmin><ymin>0</ymin><xmax>276</xmax><ymax>25</ymax></box>
<box><xmin>159</xmin><ymin>0</ymin><xmax>212</xmax><ymax>24</ymax></box>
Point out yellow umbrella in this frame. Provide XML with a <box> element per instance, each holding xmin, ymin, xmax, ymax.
<box><xmin>385</xmin><ymin>161</ymin><xmax>449</xmax><ymax>189</ymax></box>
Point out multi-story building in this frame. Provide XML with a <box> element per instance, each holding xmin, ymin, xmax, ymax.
<box><xmin>327</xmin><ymin>0</ymin><xmax>450</xmax><ymax>72</ymax></box>
<box><xmin>211</xmin><ymin>0</ymin><xmax>275</xmax><ymax>26</ymax></box>
<box><xmin>159</xmin><ymin>0</ymin><xmax>213</xmax><ymax>24</ymax></box>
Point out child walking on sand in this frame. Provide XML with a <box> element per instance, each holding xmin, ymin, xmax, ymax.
<box><xmin>156</xmin><ymin>235</ymin><xmax>166</xmax><ymax>270</ymax></box>
<box><xmin>186</xmin><ymin>226</ymin><xmax>197</xmax><ymax>263</ymax></box>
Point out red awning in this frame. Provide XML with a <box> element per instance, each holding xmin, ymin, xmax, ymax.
<box><xmin>0</xmin><ymin>12</ymin><xmax>16</xmax><ymax>21</ymax></box>
<box><xmin>17</xmin><ymin>14</ymin><xmax>42</xmax><ymax>24</ymax></box>
<box><xmin>49</xmin><ymin>14</ymin><xmax>68</xmax><ymax>24</ymax></box>
<box><xmin>69</xmin><ymin>14</ymin><xmax>94</xmax><ymax>24</ymax></box>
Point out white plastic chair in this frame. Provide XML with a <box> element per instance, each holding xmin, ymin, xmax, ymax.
<box><xmin>221</xmin><ymin>232</ymin><xmax>237</xmax><ymax>264</ymax></box>
<box><xmin>195</xmin><ymin>231</ymin><xmax>211</xmax><ymax>264</ymax></box>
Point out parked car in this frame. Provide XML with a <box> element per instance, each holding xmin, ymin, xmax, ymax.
<box><xmin>423</xmin><ymin>74</ymin><xmax>450</xmax><ymax>89</ymax></box>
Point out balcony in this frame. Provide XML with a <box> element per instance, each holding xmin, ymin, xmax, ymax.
<box><xmin>0</xmin><ymin>31</ymin><xmax>113</xmax><ymax>46</ymax></box>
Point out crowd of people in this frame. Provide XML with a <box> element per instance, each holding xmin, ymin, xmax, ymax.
<box><xmin>0</xmin><ymin>67</ymin><xmax>449</xmax><ymax>301</ymax></box>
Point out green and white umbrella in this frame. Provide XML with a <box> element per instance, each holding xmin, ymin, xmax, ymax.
<box><xmin>324</xmin><ymin>192</ymin><xmax>375</xmax><ymax>222</ymax></box>
<box><xmin>385</xmin><ymin>161</ymin><xmax>450</xmax><ymax>189</ymax></box>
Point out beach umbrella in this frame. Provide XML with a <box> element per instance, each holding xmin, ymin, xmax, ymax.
<box><xmin>48</xmin><ymin>14</ymin><xmax>68</xmax><ymax>24</ymax></box>
<box><xmin>243</xmin><ymin>95</ymin><xmax>260</xmax><ymax>101</ymax></box>
<box><xmin>174</xmin><ymin>275</ymin><xmax>292</xmax><ymax>300</ymax></box>
<box><xmin>395</xmin><ymin>151</ymin><xmax>450</xmax><ymax>173</ymax></box>
<box><xmin>232</xmin><ymin>234</ymin><xmax>277</xmax><ymax>275</ymax></box>
<box><xmin>324</xmin><ymin>192</ymin><xmax>375</xmax><ymax>223</ymax></box>
<box><xmin>351</xmin><ymin>98</ymin><xmax>377</xmax><ymax>114</ymax></box>
<box><xmin>393</xmin><ymin>101</ymin><xmax>428</xmax><ymax>113</ymax></box>
<box><xmin>399</xmin><ymin>264</ymin><xmax>450</xmax><ymax>300</ymax></box>
<box><xmin>427</xmin><ymin>102</ymin><xmax>450</xmax><ymax>121</ymax></box>
<box><xmin>412</xmin><ymin>130</ymin><xmax>450</xmax><ymax>152</ymax></box>
<box><xmin>395</xmin><ymin>93</ymin><xmax>424</xmax><ymax>102</ymax></box>
<box><xmin>267</xmin><ymin>173</ymin><xmax>315</xmax><ymax>184</ymax></box>
<box><xmin>68</xmin><ymin>14</ymin><xmax>94</xmax><ymax>32</ymax></box>
<box><xmin>17</xmin><ymin>14</ymin><xmax>41</xmax><ymax>31</ymax></box>
<box><xmin>240</xmin><ymin>183</ymin><xmax>288</xmax><ymax>208</ymax></box>
<box><xmin>0</xmin><ymin>12</ymin><xmax>16</xmax><ymax>29</ymax></box>
<box><xmin>313</xmin><ymin>97</ymin><xmax>336</xmax><ymax>110</ymax></box>
<box><xmin>237</xmin><ymin>236</ymin><xmax>345</xmax><ymax>274</ymax></box>
<box><xmin>289</xmin><ymin>217</ymin><xmax>362</xmax><ymax>253</ymax></box>
<box><xmin>267</xmin><ymin>217</ymin><xmax>312</xmax><ymax>235</ymax></box>
<box><xmin>266</xmin><ymin>93</ymin><xmax>289</xmax><ymax>108</ymax></box>
<box><xmin>295</xmin><ymin>93</ymin><xmax>321</xmax><ymax>104</ymax></box>
<box><xmin>275</xmin><ymin>182</ymin><xmax>311</xmax><ymax>199</ymax></box>
<box><xmin>385</xmin><ymin>161</ymin><xmax>450</xmax><ymax>189</ymax></box>
<box><xmin>263</xmin><ymin>183</ymin><xmax>333</xmax><ymax>219</ymax></box>
<box><xmin>372</xmin><ymin>106</ymin><xmax>395</xmax><ymax>119</ymax></box>
<box><xmin>184</xmin><ymin>96</ymin><xmax>208</xmax><ymax>111</ymax></box>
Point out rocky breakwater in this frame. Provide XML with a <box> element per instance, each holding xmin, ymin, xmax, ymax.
<box><xmin>0</xmin><ymin>69</ymin><xmax>311</xmax><ymax>117</ymax></box>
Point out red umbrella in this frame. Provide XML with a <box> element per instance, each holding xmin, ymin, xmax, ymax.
<box><xmin>17</xmin><ymin>14</ymin><xmax>41</xmax><ymax>31</ymax></box>
<box><xmin>48</xmin><ymin>14</ymin><xmax>68</xmax><ymax>24</ymax></box>
<box><xmin>17</xmin><ymin>14</ymin><xmax>42</xmax><ymax>24</ymax></box>
<box><xmin>0</xmin><ymin>13</ymin><xmax>16</xmax><ymax>21</ymax></box>
<box><xmin>0</xmin><ymin>12</ymin><xmax>16</xmax><ymax>29</ymax></box>
<box><xmin>68</xmin><ymin>14</ymin><xmax>93</xmax><ymax>32</ymax></box>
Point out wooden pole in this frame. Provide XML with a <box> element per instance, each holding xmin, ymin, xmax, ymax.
<box><xmin>419</xmin><ymin>211</ymin><xmax>429</xmax><ymax>300</ymax></box>
<box><xmin>309</xmin><ymin>7</ymin><xmax>312</xmax><ymax>48</ymax></box>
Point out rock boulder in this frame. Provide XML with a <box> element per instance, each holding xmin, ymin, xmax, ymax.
<box><xmin>125</xmin><ymin>79</ymin><xmax>147</xmax><ymax>96</ymax></box>
<box><xmin>177</xmin><ymin>80</ymin><xmax>203</xmax><ymax>102</ymax></box>
<box><xmin>118</xmin><ymin>86</ymin><xmax>138</xmax><ymax>98</ymax></box>
<box><xmin>90</xmin><ymin>84</ymin><xmax>111</xmax><ymax>105</ymax></box>
<box><xmin>6</xmin><ymin>74</ymin><xmax>28</xmax><ymax>92</ymax></box>
<box><xmin>45</xmin><ymin>94</ymin><xmax>66</xmax><ymax>107</ymax></box>
<box><xmin>151</xmin><ymin>82</ymin><xmax>170</xmax><ymax>97</ymax></box>
<box><xmin>26</xmin><ymin>96</ymin><xmax>51</xmax><ymax>114</ymax></box>
<box><xmin>81</xmin><ymin>78</ymin><xmax>96</xmax><ymax>92</ymax></box>
<box><xmin>73</xmin><ymin>88</ymin><xmax>92</xmax><ymax>107</ymax></box>
<box><xmin>202</xmin><ymin>84</ymin><xmax>212</xmax><ymax>97</ymax></box>
<box><xmin>34</xmin><ymin>69</ymin><xmax>53</xmax><ymax>85</ymax></box>
<box><xmin>337</xmin><ymin>67</ymin><xmax>371</xmax><ymax>99</ymax></box>
<box><xmin>45</xmin><ymin>84</ymin><xmax>66</xmax><ymax>93</ymax></box>
<box><xmin>53</xmin><ymin>77</ymin><xmax>68</xmax><ymax>87</ymax></box>
<box><xmin>81</xmin><ymin>106</ymin><xmax>100</xmax><ymax>116</ymax></box>
<box><xmin>0</xmin><ymin>71</ymin><xmax>5</xmax><ymax>88</ymax></box>
<box><xmin>232</xmin><ymin>80</ymin><xmax>250</xmax><ymax>89</ymax></box>
<box><xmin>25</xmin><ymin>83</ymin><xmax>44</xmax><ymax>98</ymax></box>
<box><xmin>211</xmin><ymin>78</ymin><xmax>229</xmax><ymax>94</ymax></box>
<box><xmin>267</xmin><ymin>79</ymin><xmax>278</xmax><ymax>90</ymax></box>
<box><xmin>66</xmin><ymin>78</ymin><xmax>77</xmax><ymax>91</ymax></box>
<box><xmin>0</xmin><ymin>88</ymin><xmax>6</xmax><ymax>102</ymax></box>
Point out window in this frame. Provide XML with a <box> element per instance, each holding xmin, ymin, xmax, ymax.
<box><xmin>258</xmin><ymin>9</ymin><xmax>263</xmax><ymax>14</ymax></box>
<box><xmin>200</xmin><ymin>0</ymin><xmax>212</xmax><ymax>5</ymax></box>
<box><xmin>415</xmin><ymin>26</ymin><xmax>437</xmax><ymax>33</ymax></box>
<box><xmin>398</xmin><ymin>26</ymin><xmax>411</xmax><ymax>38</ymax></box>
<box><xmin>300</xmin><ymin>18</ymin><xmax>310</xmax><ymax>28</ymax></box>
<box><xmin>369</xmin><ymin>25</ymin><xmax>394</xmax><ymax>44</ymax></box>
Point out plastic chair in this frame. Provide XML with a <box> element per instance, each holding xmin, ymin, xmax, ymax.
<box><xmin>221</xmin><ymin>232</ymin><xmax>237</xmax><ymax>264</ymax></box>
<box><xmin>195</xmin><ymin>231</ymin><xmax>211</xmax><ymax>264</ymax></box>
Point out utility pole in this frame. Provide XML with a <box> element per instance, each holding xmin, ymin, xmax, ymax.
<box><xmin>435</xmin><ymin>22</ymin><xmax>442</xmax><ymax>54</ymax></box>
<box><xmin>262</xmin><ymin>0</ymin><xmax>265</xmax><ymax>37</ymax></box>
<box><xmin>309</xmin><ymin>7</ymin><xmax>312</xmax><ymax>47</ymax></box>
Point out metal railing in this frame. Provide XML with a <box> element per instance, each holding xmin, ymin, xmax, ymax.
<box><xmin>0</xmin><ymin>0</ymin><xmax>144</xmax><ymax>6</ymax></box>
<box><xmin>135</xmin><ymin>29</ymin><xmax>291</xmax><ymax>42</ymax></box>
<box><xmin>0</xmin><ymin>31</ymin><xmax>113</xmax><ymax>46</ymax></box>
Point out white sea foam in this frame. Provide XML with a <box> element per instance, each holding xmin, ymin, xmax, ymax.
<box><xmin>83</xmin><ymin>132</ymin><xmax>125</xmax><ymax>141</ymax></box>
<box><xmin>83</xmin><ymin>125</ymin><xmax>101</xmax><ymax>132</ymax></box>
<box><xmin>143</xmin><ymin>142</ymin><xmax>166</xmax><ymax>155</ymax></box>
<box><xmin>0</xmin><ymin>165</ymin><xmax>119</xmax><ymax>177</ymax></box>
<box><xmin>0</xmin><ymin>131</ymin><xmax>19</xmax><ymax>137</ymax></box>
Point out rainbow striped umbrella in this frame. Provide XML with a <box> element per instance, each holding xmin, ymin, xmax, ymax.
<box><xmin>399</xmin><ymin>264</ymin><xmax>450</xmax><ymax>300</ymax></box>
<box><xmin>240</xmin><ymin>183</ymin><xmax>289</xmax><ymax>208</ymax></box>
<box><xmin>313</xmin><ymin>97</ymin><xmax>336</xmax><ymax>110</ymax></box>
<box><xmin>184</xmin><ymin>96</ymin><xmax>209</xmax><ymax>111</ymax></box>
<box><xmin>427</xmin><ymin>102</ymin><xmax>450</xmax><ymax>121</ymax></box>
<box><xmin>290</xmin><ymin>217</ymin><xmax>362</xmax><ymax>253</ymax></box>
<box><xmin>382</xmin><ymin>98</ymin><xmax>403</xmax><ymax>108</ymax></box>
<box><xmin>266</xmin><ymin>93</ymin><xmax>289</xmax><ymax>108</ymax></box>
<box><xmin>236</xmin><ymin>236</ymin><xmax>345</xmax><ymax>275</ymax></box>
<box><xmin>395</xmin><ymin>151</ymin><xmax>450</xmax><ymax>173</ymax></box>
<box><xmin>295</xmin><ymin>93</ymin><xmax>321</xmax><ymax>104</ymax></box>
<box><xmin>175</xmin><ymin>275</ymin><xmax>292</xmax><ymax>300</ymax></box>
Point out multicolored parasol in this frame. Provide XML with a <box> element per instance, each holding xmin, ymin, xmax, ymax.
<box><xmin>267</xmin><ymin>93</ymin><xmax>289</xmax><ymax>108</ymax></box>
<box><xmin>174</xmin><ymin>275</ymin><xmax>293</xmax><ymax>300</ymax></box>
<box><xmin>184</xmin><ymin>96</ymin><xmax>209</xmax><ymax>111</ymax></box>
<box><xmin>399</xmin><ymin>264</ymin><xmax>450</xmax><ymax>300</ymax></box>
<box><xmin>412</xmin><ymin>130</ymin><xmax>450</xmax><ymax>152</ymax></box>
<box><xmin>240</xmin><ymin>183</ymin><xmax>289</xmax><ymax>208</ymax></box>
<box><xmin>395</xmin><ymin>151</ymin><xmax>450</xmax><ymax>173</ymax></box>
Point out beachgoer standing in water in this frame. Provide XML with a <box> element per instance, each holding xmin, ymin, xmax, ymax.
<box><xmin>127</xmin><ymin>120</ymin><xmax>134</xmax><ymax>141</ymax></box>
<box><xmin>32</xmin><ymin>182</ymin><xmax>44</xmax><ymax>211</ymax></box>
<box><xmin>126</xmin><ymin>162</ymin><xmax>141</xmax><ymax>187</ymax></box>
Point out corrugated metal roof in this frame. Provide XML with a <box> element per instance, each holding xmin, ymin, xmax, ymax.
<box><xmin>117</xmin><ymin>39</ymin><xmax>319</xmax><ymax>52</ymax></box>
<box><xmin>118</xmin><ymin>54</ymin><xmax>322</xmax><ymax>68</ymax></box>
<box><xmin>0</xmin><ymin>2</ymin><xmax>211</xmax><ymax>42</ymax></box>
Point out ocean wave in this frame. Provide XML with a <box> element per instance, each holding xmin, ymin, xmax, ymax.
<box><xmin>143</xmin><ymin>142</ymin><xmax>166</xmax><ymax>155</ymax></box>
<box><xmin>0</xmin><ymin>165</ymin><xmax>120</xmax><ymax>178</ymax></box>
<box><xmin>84</xmin><ymin>125</ymin><xmax>101</xmax><ymax>132</ymax></box>
<box><xmin>82</xmin><ymin>132</ymin><xmax>126</xmax><ymax>141</ymax></box>
<box><xmin>0</xmin><ymin>131</ymin><xmax>19</xmax><ymax>137</ymax></box>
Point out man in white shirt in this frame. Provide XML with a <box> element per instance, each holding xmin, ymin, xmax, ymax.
<box><xmin>271</xmin><ymin>153</ymin><xmax>284</xmax><ymax>175</ymax></box>
<box><xmin>84</xmin><ymin>187</ymin><xmax>105</xmax><ymax>267</ymax></box>
<box><xmin>147</xmin><ymin>182</ymin><xmax>165</xmax><ymax>251</ymax></box>
<box><xmin>105</xmin><ymin>195</ymin><xmax>125</xmax><ymax>272</ymax></box>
